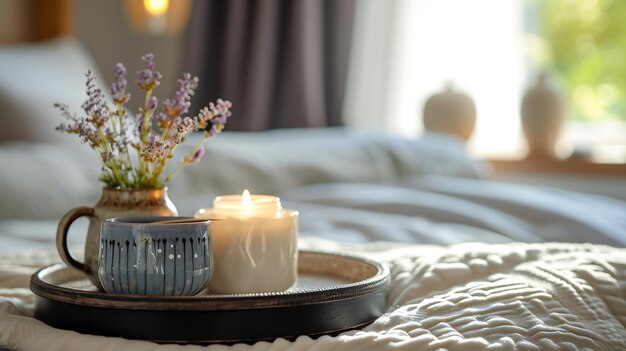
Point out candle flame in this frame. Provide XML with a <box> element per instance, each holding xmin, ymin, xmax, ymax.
<box><xmin>241</xmin><ymin>189</ymin><xmax>252</xmax><ymax>204</ymax></box>
<box><xmin>144</xmin><ymin>0</ymin><xmax>169</xmax><ymax>16</ymax></box>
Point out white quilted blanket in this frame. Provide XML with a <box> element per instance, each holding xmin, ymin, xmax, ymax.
<box><xmin>1</xmin><ymin>240</ymin><xmax>625</xmax><ymax>351</ymax></box>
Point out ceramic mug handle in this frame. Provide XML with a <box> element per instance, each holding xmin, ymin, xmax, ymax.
<box><xmin>56</xmin><ymin>207</ymin><xmax>95</xmax><ymax>275</ymax></box>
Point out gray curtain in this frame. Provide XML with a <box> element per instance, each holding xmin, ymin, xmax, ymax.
<box><xmin>185</xmin><ymin>0</ymin><xmax>355</xmax><ymax>130</ymax></box>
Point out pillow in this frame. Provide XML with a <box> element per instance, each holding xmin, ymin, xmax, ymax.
<box><xmin>171</xmin><ymin>129</ymin><xmax>488</xmax><ymax>203</ymax></box>
<box><xmin>0</xmin><ymin>37</ymin><xmax>106</xmax><ymax>143</ymax></box>
<box><xmin>0</xmin><ymin>142</ymin><xmax>102</xmax><ymax>220</ymax></box>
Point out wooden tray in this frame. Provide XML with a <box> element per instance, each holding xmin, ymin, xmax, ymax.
<box><xmin>31</xmin><ymin>250</ymin><xmax>390</xmax><ymax>344</ymax></box>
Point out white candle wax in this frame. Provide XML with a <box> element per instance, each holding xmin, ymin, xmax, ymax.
<box><xmin>195</xmin><ymin>190</ymin><xmax>298</xmax><ymax>294</ymax></box>
<box><xmin>212</xmin><ymin>190</ymin><xmax>281</xmax><ymax>219</ymax></box>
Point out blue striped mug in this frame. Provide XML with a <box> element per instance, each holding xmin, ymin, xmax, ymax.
<box><xmin>98</xmin><ymin>217</ymin><xmax>212</xmax><ymax>295</ymax></box>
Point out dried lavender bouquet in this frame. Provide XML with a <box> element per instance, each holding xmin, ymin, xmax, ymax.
<box><xmin>55</xmin><ymin>54</ymin><xmax>231</xmax><ymax>189</ymax></box>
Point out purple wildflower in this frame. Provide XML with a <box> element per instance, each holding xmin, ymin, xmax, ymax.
<box><xmin>169</xmin><ymin>116</ymin><xmax>194</xmax><ymax>144</ymax></box>
<box><xmin>135</xmin><ymin>113</ymin><xmax>144</xmax><ymax>137</ymax></box>
<box><xmin>156</xmin><ymin>112</ymin><xmax>169</xmax><ymax>129</ymax></box>
<box><xmin>141</xmin><ymin>140</ymin><xmax>172</xmax><ymax>162</ymax></box>
<box><xmin>55</xmin><ymin>53</ymin><xmax>233</xmax><ymax>188</ymax></box>
<box><xmin>111</xmin><ymin>63</ymin><xmax>130</xmax><ymax>104</ymax></box>
<box><xmin>184</xmin><ymin>146</ymin><xmax>205</xmax><ymax>164</ymax></box>
<box><xmin>195</xmin><ymin>99</ymin><xmax>232</xmax><ymax>136</ymax></box>
<box><xmin>137</xmin><ymin>53</ymin><xmax>162</xmax><ymax>91</ymax></box>
<box><xmin>163</xmin><ymin>73</ymin><xmax>199</xmax><ymax>116</ymax></box>
<box><xmin>81</xmin><ymin>71</ymin><xmax>110</xmax><ymax>127</ymax></box>
<box><xmin>54</xmin><ymin>103</ymin><xmax>78</xmax><ymax>123</ymax></box>
<box><xmin>104</xmin><ymin>127</ymin><xmax>115</xmax><ymax>143</ymax></box>
<box><xmin>101</xmin><ymin>151</ymin><xmax>113</xmax><ymax>163</ymax></box>
<box><xmin>54</xmin><ymin>101</ymin><xmax>103</xmax><ymax>147</ymax></box>
<box><xmin>148</xmin><ymin>96</ymin><xmax>159</xmax><ymax>112</ymax></box>
<box><xmin>75</xmin><ymin>120</ymin><xmax>101</xmax><ymax>147</ymax></box>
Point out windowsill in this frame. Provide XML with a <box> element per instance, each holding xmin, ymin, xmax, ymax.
<box><xmin>487</xmin><ymin>159</ymin><xmax>626</xmax><ymax>177</ymax></box>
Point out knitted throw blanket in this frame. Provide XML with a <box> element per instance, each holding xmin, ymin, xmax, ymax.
<box><xmin>1</xmin><ymin>241</ymin><xmax>625</xmax><ymax>350</ymax></box>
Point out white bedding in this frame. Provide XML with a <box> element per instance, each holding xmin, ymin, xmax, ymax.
<box><xmin>1</xmin><ymin>182</ymin><xmax>625</xmax><ymax>350</ymax></box>
<box><xmin>1</xmin><ymin>129</ymin><xmax>626</xmax><ymax>349</ymax></box>
<box><xmin>2</xmin><ymin>177</ymin><xmax>625</xmax><ymax>253</ymax></box>
<box><xmin>1</xmin><ymin>240</ymin><xmax>625</xmax><ymax>350</ymax></box>
<box><xmin>0</xmin><ymin>129</ymin><xmax>484</xmax><ymax>220</ymax></box>
<box><xmin>276</xmin><ymin>179</ymin><xmax>626</xmax><ymax>247</ymax></box>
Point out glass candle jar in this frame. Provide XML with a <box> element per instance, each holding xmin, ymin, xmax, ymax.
<box><xmin>195</xmin><ymin>190</ymin><xmax>298</xmax><ymax>294</ymax></box>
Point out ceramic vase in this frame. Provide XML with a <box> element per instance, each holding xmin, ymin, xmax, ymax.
<box><xmin>56</xmin><ymin>187</ymin><xmax>178</xmax><ymax>289</ymax></box>
<box><xmin>423</xmin><ymin>83</ymin><xmax>477</xmax><ymax>142</ymax></box>
<box><xmin>521</xmin><ymin>73</ymin><xmax>565</xmax><ymax>160</ymax></box>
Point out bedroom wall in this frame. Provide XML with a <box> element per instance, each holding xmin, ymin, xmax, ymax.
<box><xmin>73</xmin><ymin>0</ymin><xmax>185</xmax><ymax>109</ymax></box>
<box><xmin>0</xmin><ymin>0</ymin><xmax>31</xmax><ymax>43</ymax></box>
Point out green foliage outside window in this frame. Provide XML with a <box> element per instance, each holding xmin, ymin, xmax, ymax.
<box><xmin>538</xmin><ymin>0</ymin><xmax>626</xmax><ymax>121</ymax></box>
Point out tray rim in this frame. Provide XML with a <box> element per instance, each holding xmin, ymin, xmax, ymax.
<box><xmin>31</xmin><ymin>250</ymin><xmax>390</xmax><ymax>311</ymax></box>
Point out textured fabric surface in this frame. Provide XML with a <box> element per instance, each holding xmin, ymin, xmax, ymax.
<box><xmin>277</xmin><ymin>180</ymin><xmax>626</xmax><ymax>247</ymax></box>
<box><xmin>1</xmin><ymin>240</ymin><xmax>625</xmax><ymax>350</ymax></box>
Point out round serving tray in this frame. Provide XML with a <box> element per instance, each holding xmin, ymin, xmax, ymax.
<box><xmin>31</xmin><ymin>250</ymin><xmax>390</xmax><ymax>344</ymax></box>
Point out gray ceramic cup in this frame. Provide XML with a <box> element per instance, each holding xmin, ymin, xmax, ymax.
<box><xmin>98</xmin><ymin>217</ymin><xmax>212</xmax><ymax>296</ymax></box>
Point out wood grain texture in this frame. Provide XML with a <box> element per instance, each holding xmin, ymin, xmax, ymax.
<box><xmin>489</xmin><ymin>159</ymin><xmax>626</xmax><ymax>177</ymax></box>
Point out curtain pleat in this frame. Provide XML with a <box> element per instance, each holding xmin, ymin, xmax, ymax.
<box><xmin>185</xmin><ymin>0</ymin><xmax>355</xmax><ymax>131</ymax></box>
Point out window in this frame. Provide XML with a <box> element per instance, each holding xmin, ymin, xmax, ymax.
<box><xmin>344</xmin><ymin>0</ymin><xmax>626</xmax><ymax>162</ymax></box>
<box><xmin>528</xmin><ymin>0</ymin><xmax>626</xmax><ymax>162</ymax></box>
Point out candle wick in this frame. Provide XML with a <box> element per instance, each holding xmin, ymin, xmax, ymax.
<box><xmin>241</xmin><ymin>189</ymin><xmax>252</xmax><ymax>204</ymax></box>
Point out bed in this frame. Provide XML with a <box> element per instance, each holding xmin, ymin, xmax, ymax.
<box><xmin>1</xmin><ymin>39</ymin><xmax>625</xmax><ymax>350</ymax></box>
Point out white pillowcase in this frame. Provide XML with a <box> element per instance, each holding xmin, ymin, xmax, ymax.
<box><xmin>0</xmin><ymin>141</ymin><xmax>102</xmax><ymax>220</ymax></box>
<box><xmin>0</xmin><ymin>37</ymin><xmax>106</xmax><ymax>143</ymax></box>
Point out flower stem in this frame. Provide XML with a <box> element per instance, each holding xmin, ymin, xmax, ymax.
<box><xmin>141</xmin><ymin>90</ymin><xmax>153</xmax><ymax>143</ymax></box>
<box><xmin>164</xmin><ymin>135</ymin><xmax>209</xmax><ymax>183</ymax></box>
<box><xmin>138</xmin><ymin>89</ymin><xmax>153</xmax><ymax>183</ymax></box>
<box><xmin>160</xmin><ymin>120</ymin><xmax>172</xmax><ymax>141</ymax></box>
<box><xmin>164</xmin><ymin>162</ymin><xmax>185</xmax><ymax>183</ymax></box>
<box><xmin>115</xmin><ymin>103</ymin><xmax>133</xmax><ymax>180</ymax></box>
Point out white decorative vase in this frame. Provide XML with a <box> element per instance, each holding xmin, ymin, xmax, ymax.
<box><xmin>423</xmin><ymin>83</ymin><xmax>477</xmax><ymax>142</ymax></box>
<box><xmin>521</xmin><ymin>73</ymin><xmax>566</xmax><ymax>160</ymax></box>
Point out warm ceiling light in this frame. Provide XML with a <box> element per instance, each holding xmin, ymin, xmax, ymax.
<box><xmin>125</xmin><ymin>0</ymin><xmax>192</xmax><ymax>35</ymax></box>
<box><xmin>144</xmin><ymin>0</ymin><xmax>169</xmax><ymax>16</ymax></box>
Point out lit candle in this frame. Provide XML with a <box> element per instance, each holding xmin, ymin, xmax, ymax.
<box><xmin>212</xmin><ymin>190</ymin><xmax>281</xmax><ymax>219</ymax></box>
<box><xmin>195</xmin><ymin>190</ymin><xmax>298</xmax><ymax>294</ymax></box>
